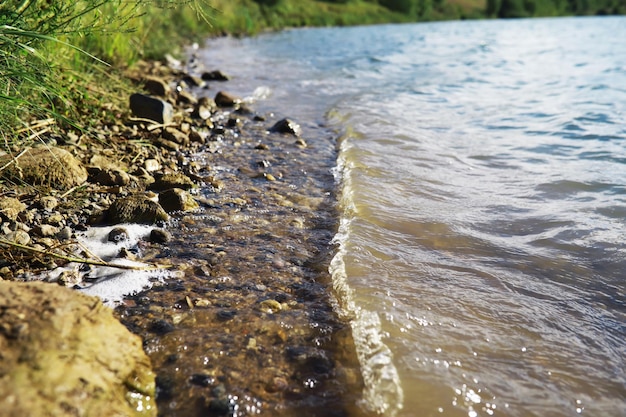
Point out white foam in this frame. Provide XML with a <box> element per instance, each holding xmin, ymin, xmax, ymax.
<box><xmin>42</xmin><ymin>224</ymin><xmax>172</xmax><ymax>307</ymax></box>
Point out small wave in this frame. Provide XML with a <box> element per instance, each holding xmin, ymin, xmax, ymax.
<box><xmin>329</xmin><ymin>138</ymin><xmax>404</xmax><ymax>416</ymax></box>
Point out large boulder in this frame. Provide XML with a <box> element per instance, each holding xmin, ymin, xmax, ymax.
<box><xmin>0</xmin><ymin>281</ymin><xmax>157</xmax><ymax>417</ymax></box>
<box><xmin>0</xmin><ymin>147</ymin><xmax>87</xmax><ymax>190</ymax></box>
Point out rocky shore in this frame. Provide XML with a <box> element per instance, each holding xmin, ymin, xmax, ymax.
<box><xmin>0</xmin><ymin>55</ymin><xmax>367</xmax><ymax>416</ymax></box>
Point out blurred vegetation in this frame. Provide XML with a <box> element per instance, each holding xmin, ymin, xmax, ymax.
<box><xmin>0</xmin><ymin>0</ymin><xmax>624</xmax><ymax>145</ymax></box>
<box><xmin>486</xmin><ymin>0</ymin><xmax>626</xmax><ymax>17</ymax></box>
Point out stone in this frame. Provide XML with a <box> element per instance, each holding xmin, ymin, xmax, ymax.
<box><xmin>270</xmin><ymin>118</ymin><xmax>302</xmax><ymax>136</ymax></box>
<box><xmin>129</xmin><ymin>93</ymin><xmax>174</xmax><ymax>124</ymax></box>
<box><xmin>0</xmin><ymin>281</ymin><xmax>156</xmax><ymax>417</ymax></box>
<box><xmin>153</xmin><ymin>138</ymin><xmax>180</xmax><ymax>151</ymax></box>
<box><xmin>201</xmin><ymin>70</ymin><xmax>230</xmax><ymax>81</ymax></box>
<box><xmin>158</xmin><ymin>188</ymin><xmax>200</xmax><ymax>212</ymax></box>
<box><xmin>162</xmin><ymin>127</ymin><xmax>189</xmax><ymax>145</ymax></box>
<box><xmin>144</xmin><ymin>76</ymin><xmax>170</xmax><ymax>97</ymax></box>
<box><xmin>38</xmin><ymin>196</ymin><xmax>59</xmax><ymax>211</ymax></box>
<box><xmin>192</xmin><ymin>102</ymin><xmax>213</xmax><ymax>120</ymax></box>
<box><xmin>105</xmin><ymin>195</ymin><xmax>169</xmax><ymax>225</ymax></box>
<box><xmin>0</xmin><ymin>197</ymin><xmax>26</xmax><ymax>221</ymax></box>
<box><xmin>32</xmin><ymin>224</ymin><xmax>59</xmax><ymax>238</ymax></box>
<box><xmin>56</xmin><ymin>226</ymin><xmax>73</xmax><ymax>240</ymax></box>
<box><xmin>259</xmin><ymin>299</ymin><xmax>282</xmax><ymax>313</ymax></box>
<box><xmin>181</xmin><ymin>74</ymin><xmax>205</xmax><ymax>88</ymax></box>
<box><xmin>149</xmin><ymin>228</ymin><xmax>171</xmax><ymax>244</ymax></box>
<box><xmin>177</xmin><ymin>90</ymin><xmax>198</xmax><ymax>106</ymax></box>
<box><xmin>89</xmin><ymin>167</ymin><xmax>131</xmax><ymax>186</ymax></box>
<box><xmin>0</xmin><ymin>147</ymin><xmax>87</xmax><ymax>190</ymax></box>
<box><xmin>108</xmin><ymin>227</ymin><xmax>129</xmax><ymax>243</ymax></box>
<box><xmin>149</xmin><ymin>173</ymin><xmax>195</xmax><ymax>191</ymax></box>
<box><xmin>144</xmin><ymin>159</ymin><xmax>161</xmax><ymax>172</ymax></box>
<box><xmin>3</xmin><ymin>230</ymin><xmax>30</xmax><ymax>246</ymax></box>
<box><xmin>214</xmin><ymin>91</ymin><xmax>241</xmax><ymax>107</ymax></box>
<box><xmin>43</xmin><ymin>212</ymin><xmax>64</xmax><ymax>226</ymax></box>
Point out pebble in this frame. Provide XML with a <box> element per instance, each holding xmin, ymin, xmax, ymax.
<box><xmin>259</xmin><ymin>299</ymin><xmax>282</xmax><ymax>313</ymax></box>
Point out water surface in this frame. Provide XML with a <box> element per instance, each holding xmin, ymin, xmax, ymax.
<box><xmin>200</xmin><ymin>17</ymin><xmax>626</xmax><ymax>417</ymax></box>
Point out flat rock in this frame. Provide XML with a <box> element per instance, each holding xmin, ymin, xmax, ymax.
<box><xmin>0</xmin><ymin>281</ymin><xmax>156</xmax><ymax>417</ymax></box>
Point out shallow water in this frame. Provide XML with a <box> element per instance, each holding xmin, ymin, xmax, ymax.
<box><xmin>200</xmin><ymin>17</ymin><xmax>626</xmax><ymax>417</ymax></box>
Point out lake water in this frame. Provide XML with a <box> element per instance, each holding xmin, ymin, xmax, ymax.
<box><xmin>199</xmin><ymin>16</ymin><xmax>626</xmax><ymax>417</ymax></box>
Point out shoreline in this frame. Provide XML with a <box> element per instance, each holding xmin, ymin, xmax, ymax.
<box><xmin>0</xmin><ymin>53</ymin><xmax>368</xmax><ymax>415</ymax></box>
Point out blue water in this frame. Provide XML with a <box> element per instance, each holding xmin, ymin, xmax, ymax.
<box><xmin>200</xmin><ymin>17</ymin><xmax>626</xmax><ymax>417</ymax></box>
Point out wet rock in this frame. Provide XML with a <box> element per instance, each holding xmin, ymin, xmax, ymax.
<box><xmin>189</xmin><ymin>373</ymin><xmax>215</xmax><ymax>387</ymax></box>
<box><xmin>216</xmin><ymin>309</ymin><xmax>236</xmax><ymax>321</ymax></box>
<box><xmin>158</xmin><ymin>188</ymin><xmax>200</xmax><ymax>212</ymax></box>
<box><xmin>214</xmin><ymin>91</ymin><xmax>241</xmax><ymax>108</ymax></box>
<box><xmin>144</xmin><ymin>76</ymin><xmax>171</xmax><ymax>97</ymax></box>
<box><xmin>149</xmin><ymin>228</ymin><xmax>171</xmax><ymax>244</ymax></box>
<box><xmin>270</xmin><ymin>118</ymin><xmax>302</xmax><ymax>136</ymax></box>
<box><xmin>149</xmin><ymin>318</ymin><xmax>175</xmax><ymax>335</ymax></box>
<box><xmin>0</xmin><ymin>197</ymin><xmax>26</xmax><ymax>221</ymax></box>
<box><xmin>201</xmin><ymin>70</ymin><xmax>230</xmax><ymax>81</ymax></box>
<box><xmin>105</xmin><ymin>195</ymin><xmax>169</xmax><ymax>225</ymax></box>
<box><xmin>259</xmin><ymin>299</ymin><xmax>282</xmax><ymax>313</ymax></box>
<box><xmin>130</xmin><ymin>93</ymin><xmax>174</xmax><ymax>124</ymax></box>
<box><xmin>266</xmin><ymin>376</ymin><xmax>288</xmax><ymax>393</ymax></box>
<box><xmin>0</xmin><ymin>281</ymin><xmax>156</xmax><ymax>417</ymax></box>
<box><xmin>0</xmin><ymin>147</ymin><xmax>87</xmax><ymax>190</ymax></box>
<box><xmin>108</xmin><ymin>227</ymin><xmax>129</xmax><ymax>243</ymax></box>
<box><xmin>149</xmin><ymin>172</ymin><xmax>195</xmax><ymax>191</ymax></box>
